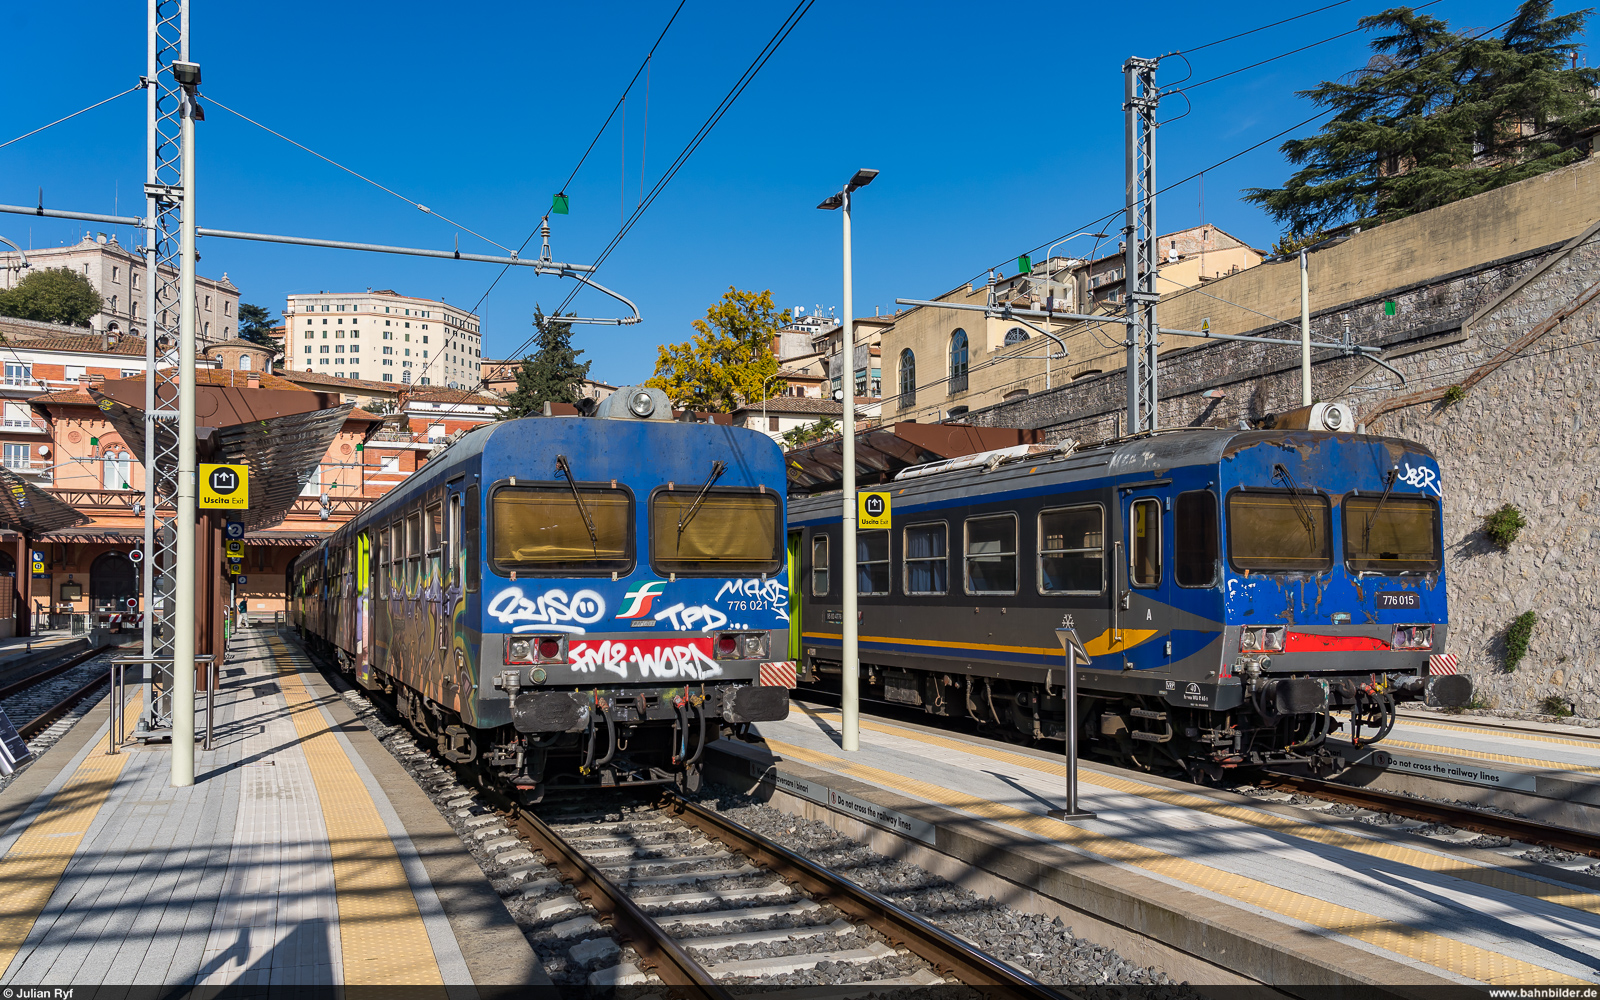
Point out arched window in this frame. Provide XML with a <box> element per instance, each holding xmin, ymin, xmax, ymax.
<box><xmin>949</xmin><ymin>329</ymin><xmax>969</xmax><ymax>394</ymax></box>
<box><xmin>898</xmin><ymin>349</ymin><xmax>916</xmax><ymax>406</ymax></box>
<box><xmin>239</xmin><ymin>353</ymin><xmax>253</xmax><ymax>370</ymax></box>
<box><xmin>1004</xmin><ymin>327</ymin><xmax>1029</xmax><ymax>346</ymax></box>
<box><xmin>102</xmin><ymin>451</ymin><xmax>131</xmax><ymax>490</ymax></box>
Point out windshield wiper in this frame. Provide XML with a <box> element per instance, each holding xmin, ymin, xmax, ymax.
<box><xmin>1272</xmin><ymin>462</ymin><xmax>1317</xmax><ymax>538</ymax></box>
<box><xmin>1364</xmin><ymin>466</ymin><xmax>1399</xmax><ymax>549</ymax></box>
<box><xmin>678</xmin><ymin>460</ymin><xmax>727</xmax><ymax>537</ymax></box>
<box><xmin>555</xmin><ymin>454</ymin><xmax>598</xmax><ymax>545</ymax></box>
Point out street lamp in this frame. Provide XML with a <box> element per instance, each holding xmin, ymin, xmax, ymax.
<box><xmin>817</xmin><ymin>167</ymin><xmax>876</xmax><ymax>753</ymax></box>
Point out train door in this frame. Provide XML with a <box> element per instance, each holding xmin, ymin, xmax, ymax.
<box><xmin>786</xmin><ymin>531</ymin><xmax>802</xmax><ymax>660</ymax></box>
<box><xmin>374</xmin><ymin>522</ymin><xmax>392</xmax><ymax>668</ymax></box>
<box><xmin>355</xmin><ymin>531</ymin><xmax>372</xmax><ymax>684</ymax></box>
<box><xmin>1123</xmin><ymin>491</ymin><xmax>1174</xmax><ymax>670</ymax></box>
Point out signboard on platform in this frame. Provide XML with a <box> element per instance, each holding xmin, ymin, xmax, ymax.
<box><xmin>224</xmin><ymin>521</ymin><xmax>245</xmax><ymax>540</ymax></box>
<box><xmin>749</xmin><ymin>759</ymin><xmax>937</xmax><ymax>845</ymax></box>
<box><xmin>0</xmin><ymin>705</ymin><xmax>32</xmax><ymax>777</ymax></box>
<box><xmin>225</xmin><ymin>539</ymin><xmax>244</xmax><ymax>557</ymax></box>
<box><xmin>859</xmin><ymin>491</ymin><xmax>891</xmax><ymax>529</ymax></box>
<box><xmin>1372</xmin><ymin>750</ymin><xmax>1537</xmax><ymax>792</ymax></box>
<box><xmin>199</xmin><ymin>464</ymin><xmax>249</xmax><ymax>509</ymax></box>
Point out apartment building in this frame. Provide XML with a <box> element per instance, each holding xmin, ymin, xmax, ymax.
<box><xmin>0</xmin><ymin>232</ymin><xmax>239</xmax><ymax>342</ymax></box>
<box><xmin>283</xmin><ymin>289</ymin><xmax>482</xmax><ymax>387</ymax></box>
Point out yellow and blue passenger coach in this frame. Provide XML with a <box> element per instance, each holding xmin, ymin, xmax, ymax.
<box><xmin>790</xmin><ymin>427</ymin><xmax>1470</xmax><ymax>779</ymax></box>
<box><xmin>290</xmin><ymin>388</ymin><xmax>793</xmax><ymax>799</ymax></box>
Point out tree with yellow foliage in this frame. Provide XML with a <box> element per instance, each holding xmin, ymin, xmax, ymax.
<box><xmin>647</xmin><ymin>288</ymin><xmax>788</xmax><ymax>412</ymax></box>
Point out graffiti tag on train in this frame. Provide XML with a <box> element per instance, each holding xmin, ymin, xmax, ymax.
<box><xmin>567</xmin><ymin>638</ymin><xmax>725</xmax><ymax>680</ymax></box>
<box><xmin>487</xmin><ymin>586</ymin><xmax>606</xmax><ymax>634</ymax></box>
<box><xmin>1397</xmin><ymin>462</ymin><xmax>1440</xmax><ymax>495</ymax></box>
<box><xmin>653</xmin><ymin>602</ymin><xmax>730</xmax><ymax>632</ymax></box>
<box><xmin>715</xmin><ymin>577</ymin><xmax>790</xmax><ymax>620</ymax></box>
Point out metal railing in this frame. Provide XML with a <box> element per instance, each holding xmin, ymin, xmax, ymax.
<box><xmin>108</xmin><ymin>654</ymin><xmax>217</xmax><ymax>754</ymax></box>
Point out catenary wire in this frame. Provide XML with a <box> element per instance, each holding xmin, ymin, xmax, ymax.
<box><xmin>0</xmin><ymin>84</ymin><xmax>144</xmax><ymax>151</ymax></box>
<box><xmin>205</xmin><ymin>95</ymin><xmax>513</xmax><ymax>255</ymax></box>
<box><xmin>1174</xmin><ymin>0</ymin><xmax>1357</xmax><ymax>56</ymax></box>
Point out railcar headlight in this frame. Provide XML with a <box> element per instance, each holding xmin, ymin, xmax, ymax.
<box><xmin>1241</xmin><ymin>626</ymin><xmax>1286</xmax><ymax>652</ymax></box>
<box><xmin>1240</xmin><ymin>629</ymin><xmax>1260</xmax><ymax>651</ymax></box>
<box><xmin>1392</xmin><ymin>625</ymin><xmax>1433</xmax><ymax>650</ymax></box>
<box><xmin>628</xmin><ymin>389</ymin><xmax>655</xmax><ymax>418</ymax></box>
<box><xmin>506</xmin><ymin>638</ymin><xmax>533</xmax><ymax>664</ymax></box>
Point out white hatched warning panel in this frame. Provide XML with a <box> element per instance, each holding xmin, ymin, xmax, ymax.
<box><xmin>1429</xmin><ymin>654</ymin><xmax>1459</xmax><ymax>675</ymax></box>
<box><xmin>759</xmin><ymin>661</ymin><xmax>798</xmax><ymax>688</ymax></box>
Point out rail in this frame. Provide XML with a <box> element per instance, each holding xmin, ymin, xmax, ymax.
<box><xmin>662</xmin><ymin>791</ymin><xmax>1074</xmax><ymax>999</ymax></box>
<box><xmin>509</xmin><ymin>805</ymin><xmax>731</xmax><ymax>995</ymax></box>
<box><xmin>1261</xmin><ymin>772</ymin><xmax>1600</xmax><ymax>859</ymax></box>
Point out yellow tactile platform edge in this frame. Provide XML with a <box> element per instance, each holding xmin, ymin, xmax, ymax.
<box><xmin>269</xmin><ymin>638</ymin><xmax>443</xmax><ymax>987</ymax></box>
<box><xmin>801</xmin><ymin>709</ymin><xmax>1600</xmax><ymax>919</ymax></box>
<box><xmin>763</xmin><ymin>728</ymin><xmax>1583</xmax><ymax>984</ymax></box>
<box><xmin>1399</xmin><ymin>716</ymin><xmax>1600</xmax><ymax>751</ymax></box>
<box><xmin>0</xmin><ymin>691</ymin><xmax>142</xmax><ymax>979</ymax></box>
<box><xmin>1382</xmin><ymin>736</ymin><xmax>1600</xmax><ymax>776</ymax></box>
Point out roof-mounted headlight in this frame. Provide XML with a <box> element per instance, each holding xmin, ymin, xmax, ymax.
<box><xmin>628</xmin><ymin>389</ymin><xmax>655</xmax><ymax>418</ymax></box>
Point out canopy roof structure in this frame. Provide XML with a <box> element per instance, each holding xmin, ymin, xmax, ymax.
<box><xmin>88</xmin><ymin>378</ymin><xmax>362</xmax><ymax>532</ymax></box>
<box><xmin>0</xmin><ymin>466</ymin><xmax>90</xmax><ymax>535</ymax></box>
<box><xmin>784</xmin><ymin>422</ymin><xmax>1044</xmax><ymax>494</ymax></box>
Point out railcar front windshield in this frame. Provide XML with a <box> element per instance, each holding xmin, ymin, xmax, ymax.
<box><xmin>492</xmin><ymin>485</ymin><xmax>632</xmax><ymax>574</ymax></box>
<box><xmin>1226</xmin><ymin>490</ymin><xmax>1332</xmax><ymax>573</ymax></box>
<box><xmin>651</xmin><ymin>490</ymin><xmax>782</xmax><ymax>575</ymax></box>
<box><xmin>1343</xmin><ymin>495</ymin><xmax>1441</xmax><ymax>574</ymax></box>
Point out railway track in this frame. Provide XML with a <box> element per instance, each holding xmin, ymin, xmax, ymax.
<box><xmin>0</xmin><ymin>645</ymin><xmax>112</xmax><ymax>743</ymax></box>
<box><xmin>499</xmin><ymin>792</ymin><xmax>1072</xmax><ymax>993</ymax></box>
<box><xmin>1259</xmin><ymin>771</ymin><xmax>1600</xmax><ymax>859</ymax></box>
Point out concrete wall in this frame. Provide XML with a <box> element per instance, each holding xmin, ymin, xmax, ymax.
<box><xmin>952</xmin><ymin>159</ymin><xmax>1600</xmax><ymax>715</ymax></box>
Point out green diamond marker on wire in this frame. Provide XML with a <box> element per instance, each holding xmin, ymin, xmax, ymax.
<box><xmin>1018</xmin><ymin>254</ymin><xmax>1032</xmax><ymax>275</ymax></box>
<box><xmin>551</xmin><ymin>193</ymin><xmax>570</xmax><ymax>215</ymax></box>
<box><xmin>90</xmin><ymin>436</ymin><xmax>99</xmax><ymax>446</ymax></box>
<box><xmin>1384</xmin><ymin>300</ymin><xmax>1397</xmax><ymax>316</ymax></box>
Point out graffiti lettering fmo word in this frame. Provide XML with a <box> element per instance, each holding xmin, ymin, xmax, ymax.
<box><xmin>568</xmin><ymin>639</ymin><xmax>725</xmax><ymax>680</ymax></box>
<box><xmin>487</xmin><ymin>587</ymin><xmax>606</xmax><ymax>634</ymax></box>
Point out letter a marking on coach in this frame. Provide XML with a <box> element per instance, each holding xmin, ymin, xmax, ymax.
<box><xmin>616</xmin><ymin>580</ymin><xmax>668</xmax><ymax>619</ymax></box>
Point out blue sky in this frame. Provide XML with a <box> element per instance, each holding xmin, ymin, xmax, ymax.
<box><xmin>1</xmin><ymin>1</ymin><xmax>1586</xmax><ymax>386</ymax></box>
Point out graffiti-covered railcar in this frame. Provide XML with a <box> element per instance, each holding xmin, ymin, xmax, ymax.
<box><xmin>290</xmin><ymin>387</ymin><xmax>794</xmax><ymax>799</ymax></box>
<box><xmin>789</xmin><ymin>427</ymin><xmax>1471</xmax><ymax>778</ymax></box>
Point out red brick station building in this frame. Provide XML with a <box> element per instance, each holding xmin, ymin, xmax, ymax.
<box><xmin>0</xmin><ymin>317</ymin><xmax>506</xmax><ymax>636</ymax></box>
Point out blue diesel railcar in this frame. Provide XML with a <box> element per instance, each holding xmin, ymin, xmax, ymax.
<box><xmin>789</xmin><ymin>426</ymin><xmax>1471</xmax><ymax>777</ymax></box>
<box><xmin>290</xmin><ymin>388</ymin><xmax>794</xmax><ymax>798</ymax></box>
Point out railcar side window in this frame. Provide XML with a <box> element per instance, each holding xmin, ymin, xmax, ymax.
<box><xmin>1175</xmin><ymin>490</ymin><xmax>1219</xmax><ymax>587</ymax></box>
<box><xmin>406</xmin><ymin>511</ymin><xmax>423</xmax><ymax>594</ymax></box>
<box><xmin>1129</xmin><ymin>498</ymin><xmax>1162</xmax><ymax>587</ymax></box>
<box><xmin>493</xmin><ymin>484</ymin><xmax>632</xmax><ymax>575</ymax></box>
<box><xmin>1343</xmin><ymin>495</ymin><xmax>1441</xmax><ymax>574</ymax></box>
<box><xmin>446</xmin><ymin>492</ymin><xmax>462</xmax><ymax>587</ymax></box>
<box><xmin>379</xmin><ymin>525</ymin><xmax>392</xmax><ymax>596</ymax></box>
<box><xmin>1226</xmin><ymin>490</ymin><xmax>1332</xmax><ymax>573</ymax></box>
<box><xmin>424</xmin><ymin>502</ymin><xmax>442</xmax><ymax>587</ymax></box>
<box><xmin>964</xmin><ymin>514</ymin><xmax>1017</xmax><ymax>594</ymax></box>
<box><xmin>811</xmin><ymin>535</ymin><xmax>830</xmax><ymax>596</ymax></box>
<box><xmin>903</xmin><ymin>522</ymin><xmax>948</xmax><ymax>595</ymax></box>
<box><xmin>1039</xmin><ymin>505</ymin><xmax>1104</xmax><ymax>595</ymax></box>
<box><xmin>651</xmin><ymin>490</ymin><xmax>782</xmax><ymax>576</ymax></box>
<box><xmin>465</xmin><ymin>485</ymin><xmax>480</xmax><ymax>592</ymax></box>
<box><xmin>858</xmin><ymin>530</ymin><xmax>890</xmax><ymax>596</ymax></box>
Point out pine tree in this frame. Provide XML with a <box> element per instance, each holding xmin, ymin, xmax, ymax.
<box><xmin>499</xmin><ymin>306</ymin><xmax>592</xmax><ymax>419</ymax></box>
<box><xmin>1244</xmin><ymin>1</ymin><xmax>1600</xmax><ymax>234</ymax></box>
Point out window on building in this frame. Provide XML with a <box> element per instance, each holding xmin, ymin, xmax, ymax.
<box><xmin>1</xmin><ymin>442</ymin><xmax>28</xmax><ymax>470</ymax></box>
<box><xmin>349</xmin><ymin>345</ymin><xmax>358</xmax><ymax>353</ymax></box>
<box><xmin>949</xmin><ymin>329</ymin><xmax>969</xmax><ymax>393</ymax></box>
<box><xmin>898</xmin><ymin>350</ymin><xmax>915</xmax><ymax>404</ymax></box>
<box><xmin>102</xmin><ymin>451</ymin><xmax>132</xmax><ymax>489</ymax></box>
<box><xmin>131</xmin><ymin>272</ymin><xmax>139</xmax><ymax>289</ymax></box>
<box><xmin>224</xmin><ymin>301</ymin><xmax>232</xmax><ymax>315</ymax></box>
<box><xmin>112</xmin><ymin>266</ymin><xmax>120</xmax><ymax>282</ymax></box>
<box><xmin>383</xmin><ymin>374</ymin><xmax>393</xmax><ymax>382</ymax></box>
<box><xmin>3</xmin><ymin>402</ymin><xmax>32</xmax><ymax>428</ymax></box>
<box><xmin>320</xmin><ymin>345</ymin><xmax>329</xmax><ymax>353</ymax></box>
<box><xmin>335</xmin><ymin>345</ymin><xmax>344</xmax><ymax>353</ymax></box>
<box><xmin>204</xmin><ymin>295</ymin><xmax>211</xmax><ymax>309</ymax></box>
<box><xmin>5</xmin><ymin>362</ymin><xmax>32</xmax><ymax>386</ymax></box>
<box><xmin>1004</xmin><ymin>327</ymin><xmax>1029</xmax><ymax>346</ymax></box>
<box><xmin>240</xmin><ymin>355</ymin><xmax>253</xmax><ymax>371</ymax></box>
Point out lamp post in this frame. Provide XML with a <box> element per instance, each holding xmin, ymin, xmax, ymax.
<box><xmin>1036</xmin><ymin>231</ymin><xmax>1110</xmax><ymax>387</ymax></box>
<box><xmin>171</xmin><ymin>57</ymin><xmax>202</xmax><ymax>787</ymax></box>
<box><xmin>817</xmin><ymin>167</ymin><xmax>877</xmax><ymax>753</ymax></box>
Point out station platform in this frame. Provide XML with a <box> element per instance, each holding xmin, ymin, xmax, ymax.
<box><xmin>720</xmin><ymin>704</ymin><xmax>1600</xmax><ymax>988</ymax></box>
<box><xmin>0</xmin><ymin>629</ymin><xmax>540</xmax><ymax>989</ymax></box>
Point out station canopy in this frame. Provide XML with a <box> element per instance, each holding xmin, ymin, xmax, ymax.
<box><xmin>0</xmin><ymin>465</ymin><xmax>90</xmax><ymax>535</ymax></box>
<box><xmin>785</xmin><ymin>422</ymin><xmax>1045</xmax><ymax>494</ymax></box>
<box><xmin>89</xmin><ymin>376</ymin><xmax>357</xmax><ymax>532</ymax></box>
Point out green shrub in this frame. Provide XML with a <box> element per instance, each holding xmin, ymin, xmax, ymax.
<box><xmin>1483</xmin><ymin>503</ymin><xmax>1527</xmax><ymax>550</ymax></box>
<box><xmin>1539</xmin><ymin>695</ymin><xmax>1574</xmax><ymax>717</ymax></box>
<box><xmin>1503</xmin><ymin>611</ymin><xmax>1537</xmax><ymax>671</ymax></box>
<box><xmin>1442</xmin><ymin>384</ymin><xmax>1466</xmax><ymax>405</ymax></box>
